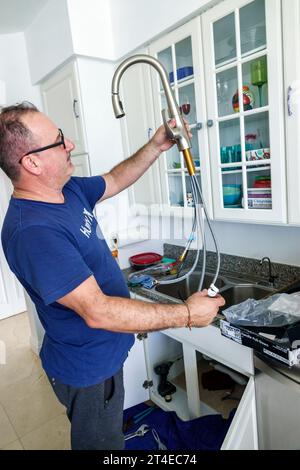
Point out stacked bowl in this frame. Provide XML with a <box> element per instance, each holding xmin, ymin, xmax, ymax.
<box><xmin>223</xmin><ymin>184</ymin><xmax>242</xmax><ymax>206</ymax></box>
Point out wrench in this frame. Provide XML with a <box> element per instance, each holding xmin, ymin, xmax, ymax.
<box><xmin>124</xmin><ymin>424</ymin><xmax>150</xmax><ymax>441</ymax></box>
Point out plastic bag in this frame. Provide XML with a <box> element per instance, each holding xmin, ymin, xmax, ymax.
<box><xmin>223</xmin><ymin>292</ymin><xmax>300</xmax><ymax>327</ymax></box>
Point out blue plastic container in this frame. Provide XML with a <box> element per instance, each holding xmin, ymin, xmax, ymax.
<box><xmin>169</xmin><ymin>66</ymin><xmax>193</xmax><ymax>83</ymax></box>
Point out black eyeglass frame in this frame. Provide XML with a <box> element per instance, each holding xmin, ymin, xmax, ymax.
<box><xmin>19</xmin><ymin>129</ymin><xmax>66</xmax><ymax>164</ymax></box>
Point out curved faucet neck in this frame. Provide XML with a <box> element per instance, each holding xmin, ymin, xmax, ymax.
<box><xmin>111</xmin><ymin>54</ymin><xmax>191</xmax><ymax>156</ymax></box>
<box><xmin>112</xmin><ymin>54</ymin><xmax>176</xmax><ymax>117</ymax></box>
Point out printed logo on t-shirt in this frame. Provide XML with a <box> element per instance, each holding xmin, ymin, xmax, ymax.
<box><xmin>80</xmin><ymin>208</ymin><xmax>94</xmax><ymax>238</ymax></box>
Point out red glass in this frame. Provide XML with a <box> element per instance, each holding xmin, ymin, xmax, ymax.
<box><xmin>181</xmin><ymin>103</ymin><xmax>191</xmax><ymax>115</ymax></box>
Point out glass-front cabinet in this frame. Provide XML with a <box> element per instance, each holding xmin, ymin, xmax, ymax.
<box><xmin>202</xmin><ymin>0</ymin><xmax>286</xmax><ymax>223</ymax></box>
<box><xmin>149</xmin><ymin>19</ymin><xmax>213</xmax><ymax>216</ymax></box>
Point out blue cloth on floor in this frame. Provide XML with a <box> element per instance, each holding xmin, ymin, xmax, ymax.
<box><xmin>123</xmin><ymin>402</ymin><xmax>235</xmax><ymax>451</ymax></box>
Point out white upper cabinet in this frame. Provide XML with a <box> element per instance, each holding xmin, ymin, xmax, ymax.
<box><xmin>282</xmin><ymin>0</ymin><xmax>300</xmax><ymax>226</ymax></box>
<box><xmin>119</xmin><ymin>49</ymin><xmax>162</xmax><ymax>207</ymax></box>
<box><xmin>41</xmin><ymin>61</ymin><xmax>87</xmax><ymax>156</ymax></box>
<box><xmin>202</xmin><ymin>0</ymin><xmax>286</xmax><ymax>223</ymax></box>
<box><xmin>149</xmin><ymin>19</ymin><xmax>213</xmax><ymax>217</ymax></box>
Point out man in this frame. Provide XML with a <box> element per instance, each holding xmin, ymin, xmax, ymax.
<box><xmin>0</xmin><ymin>102</ymin><xmax>225</xmax><ymax>450</ymax></box>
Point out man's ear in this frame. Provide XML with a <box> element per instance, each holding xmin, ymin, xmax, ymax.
<box><xmin>20</xmin><ymin>155</ymin><xmax>42</xmax><ymax>175</ymax></box>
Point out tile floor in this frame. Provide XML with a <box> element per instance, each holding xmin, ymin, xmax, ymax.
<box><xmin>0</xmin><ymin>312</ymin><xmax>71</xmax><ymax>450</ymax></box>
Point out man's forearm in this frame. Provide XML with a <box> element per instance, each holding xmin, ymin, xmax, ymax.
<box><xmin>107</xmin><ymin>140</ymin><xmax>161</xmax><ymax>193</ymax></box>
<box><xmin>86</xmin><ymin>295</ymin><xmax>188</xmax><ymax>333</ymax></box>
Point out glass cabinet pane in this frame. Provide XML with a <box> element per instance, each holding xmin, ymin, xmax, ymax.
<box><xmin>244</xmin><ymin>111</ymin><xmax>270</xmax><ymax>159</ymax></box>
<box><xmin>168</xmin><ymin>174</ymin><xmax>184</xmax><ymax>207</ymax></box>
<box><xmin>219</xmin><ymin>119</ymin><xmax>241</xmax><ymax>165</ymax></box>
<box><xmin>167</xmin><ymin>148</ymin><xmax>181</xmax><ymax>170</ymax></box>
<box><xmin>213</xmin><ymin>13</ymin><xmax>236</xmax><ymax>67</ymax></box>
<box><xmin>242</xmin><ymin>56</ymin><xmax>268</xmax><ymax>109</ymax></box>
<box><xmin>178</xmin><ymin>83</ymin><xmax>196</xmax><ymax>124</ymax></box>
<box><xmin>185</xmin><ymin>174</ymin><xmax>195</xmax><ymax>207</ymax></box>
<box><xmin>216</xmin><ymin>67</ymin><xmax>238</xmax><ymax>116</ymax></box>
<box><xmin>158</xmin><ymin>47</ymin><xmax>173</xmax><ymax>89</ymax></box>
<box><xmin>240</xmin><ymin>0</ymin><xmax>266</xmax><ymax>56</ymax></box>
<box><xmin>247</xmin><ymin>166</ymin><xmax>272</xmax><ymax>210</ymax></box>
<box><xmin>222</xmin><ymin>168</ymin><xmax>243</xmax><ymax>208</ymax></box>
<box><xmin>174</xmin><ymin>37</ymin><xmax>194</xmax><ymax>83</ymax></box>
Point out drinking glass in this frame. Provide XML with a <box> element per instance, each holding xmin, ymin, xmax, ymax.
<box><xmin>251</xmin><ymin>57</ymin><xmax>268</xmax><ymax>107</ymax></box>
<box><xmin>180</xmin><ymin>96</ymin><xmax>191</xmax><ymax>115</ymax></box>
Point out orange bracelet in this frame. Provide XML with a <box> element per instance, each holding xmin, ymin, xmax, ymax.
<box><xmin>184</xmin><ymin>301</ymin><xmax>192</xmax><ymax>330</ymax></box>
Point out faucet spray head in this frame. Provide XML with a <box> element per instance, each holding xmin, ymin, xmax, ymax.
<box><xmin>112</xmin><ymin>93</ymin><xmax>125</xmax><ymax>118</ymax></box>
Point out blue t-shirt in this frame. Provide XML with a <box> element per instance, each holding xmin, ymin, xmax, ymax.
<box><xmin>1</xmin><ymin>176</ymin><xmax>134</xmax><ymax>387</ymax></box>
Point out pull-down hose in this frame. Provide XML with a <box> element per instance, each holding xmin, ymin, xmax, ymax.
<box><xmin>111</xmin><ymin>54</ymin><xmax>220</xmax><ymax>297</ymax></box>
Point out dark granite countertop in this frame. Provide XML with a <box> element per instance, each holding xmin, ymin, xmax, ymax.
<box><xmin>123</xmin><ymin>244</ymin><xmax>300</xmax><ymax>305</ymax></box>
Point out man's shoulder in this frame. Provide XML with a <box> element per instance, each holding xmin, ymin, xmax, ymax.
<box><xmin>2</xmin><ymin>198</ymin><xmax>62</xmax><ymax>246</ymax></box>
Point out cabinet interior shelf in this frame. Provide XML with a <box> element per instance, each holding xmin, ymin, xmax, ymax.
<box><xmin>217</xmin><ymin>105</ymin><xmax>269</xmax><ymax>122</ymax></box>
<box><xmin>221</xmin><ymin>165</ymin><xmax>270</xmax><ymax>175</ymax></box>
<box><xmin>167</xmin><ymin>169</ymin><xmax>201</xmax><ymax>174</ymax></box>
<box><xmin>161</xmin><ymin>74</ymin><xmax>194</xmax><ymax>90</ymax></box>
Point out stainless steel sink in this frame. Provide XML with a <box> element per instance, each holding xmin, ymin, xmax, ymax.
<box><xmin>153</xmin><ymin>270</ymin><xmax>276</xmax><ymax>308</ymax></box>
<box><xmin>220</xmin><ymin>284</ymin><xmax>274</xmax><ymax>307</ymax></box>
<box><xmin>154</xmin><ymin>271</ymin><xmax>226</xmax><ymax>301</ymax></box>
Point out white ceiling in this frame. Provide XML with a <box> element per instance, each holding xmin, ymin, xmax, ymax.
<box><xmin>0</xmin><ymin>0</ymin><xmax>49</xmax><ymax>34</ymax></box>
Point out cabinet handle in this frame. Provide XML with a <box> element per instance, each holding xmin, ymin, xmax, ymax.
<box><xmin>287</xmin><ymin>86</ymin><xmax>293</xmax><ymax>117</ymax></box>
<box><xmin>73</xmin><ymin>99</ymin><xmax>80</xmax><ymax>119</ymax></box>
<box><xmin>207</xmin><ymin>119</ymin><xmax>214</xmax><ymax>128</ymax></box>
<box><xmin>196</xmin><ymin>122</ymin><xmax>203</xmax><ymax>130</ymax></box>
<box><xmin>147</xmin><ymin>127</ymin><xmax>153</xmax><ymax>140</ymax></box>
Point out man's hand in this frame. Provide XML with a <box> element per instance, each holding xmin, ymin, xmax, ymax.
<box><xmin>150</xmin><ymin>118</ymin><xmax>192</xmax><ymax>154</ymax></box>
<box><xmin>186</xmin><ymin>289</ymin><xmax>225</xmax><ymax>327</ymax></box>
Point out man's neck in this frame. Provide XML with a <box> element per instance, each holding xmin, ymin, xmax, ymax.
<box><xmin>12</xmin><ymin>186</ymin><xmax>65</xmax><ymax>203</ymax></box>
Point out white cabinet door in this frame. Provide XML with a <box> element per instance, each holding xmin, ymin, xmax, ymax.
<box><xmin>71</xmin><ymin>154</ymin><xmax>91</xmax><ymax>177</ymax></box>
<box><xmin>283</xmin><ymin>0</ymin><xmax>300</xmax><ymax>225</ymax></box>
<box><xmin>123</xmin><ymin>335</ymin><xmax>149</xmax><ymax>409</ymax></box>
<box><xmin>0</xmin><ymin>170</ymin><xmax>26</xmax><ymax>319</ymax></box>
<box><xmin>221</xmin><ymin>376</ymin><xmax>258</xmax><ymax>450</ymax></box>
<box><xmin>202</xmin><ymin>0</ymin><xmax>286</xmax><ymax>224</ymax></box>
<box><xmin>41</xmin><ymin>61</ymin><xmax>87</xmax><ymax>156</ymax></box>
<box><xmin>123</xmin><ymin>292</ymin><xmax>149</xmax><ymax>409</ymax></box>
<box><xmin>149</xmin><ymin>18</ymin><xmax>213</xmax><ymax>218</ymax></box>
<box><xmin>120</xmin><ymin>48</ymin><xmax>161</xmax><ymax>207</ymax></box>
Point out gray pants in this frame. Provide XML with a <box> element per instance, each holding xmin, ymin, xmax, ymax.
<box><xmin>47</xmin><ymin>368</ymin><xmax>125</xmax><ymax>450</ymax></box>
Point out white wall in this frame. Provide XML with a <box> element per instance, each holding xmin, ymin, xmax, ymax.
<box><xmin>208</xmin><ymin>221</ymin><xmax>300</xmax><ymax>266</ymax></box>
<box><xmin>110</xmin><ymin>0</ymin><xmax>219</xmax><ymax>58</ymax></box>
<box><xmin>144</xmin><ymin>214</ymin><xmax>300</xmax><ymax>266</ymax></box>
<box><xmin>25</xmin><ymin>0</ymin><xmax>220</xmax><ymax>84</ymax></box>
<box><xmin>67</xmin><ymin>0</ymin><xmax>114</xmax><ymax>60</ymax></box>
<box><xmin>25</xmin><ymin>0</ymin><xmax>73</xmax><ymax>84</ymax></box>
<box><xmin>0</xmin><ymin>32</ymin><xmax>42</xmax><ymax>107</ymax></box>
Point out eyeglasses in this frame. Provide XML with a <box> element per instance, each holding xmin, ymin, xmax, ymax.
<box><xmin>19</xmin><ymin>128</ymin><xmax>66</xmax><ymax>163</ymax></box>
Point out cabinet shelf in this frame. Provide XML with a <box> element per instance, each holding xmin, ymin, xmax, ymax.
<box><xmin>221</xmin><ymin>164</ymin><xmax>271</xmax><ymax>175</ymax></box>
<box><xmin>217</xmin><ymin>105</ymin><xmax>269</xmax><ymax>122</ymax></box>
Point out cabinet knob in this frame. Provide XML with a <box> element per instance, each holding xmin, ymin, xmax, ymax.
<box><xmin>73</xmin><ymin>99</ymin><xmax>80</xmax><ymax>119</ymax></box>
<box><xmin>196</xmin><ymin>122</ymin><xmax>203</xmax><ymax>130</ymax></box>
<box><xmin>207</xmin><ymin>119</ymin><xmax>214</xmax><ymax>128</ymax></box>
